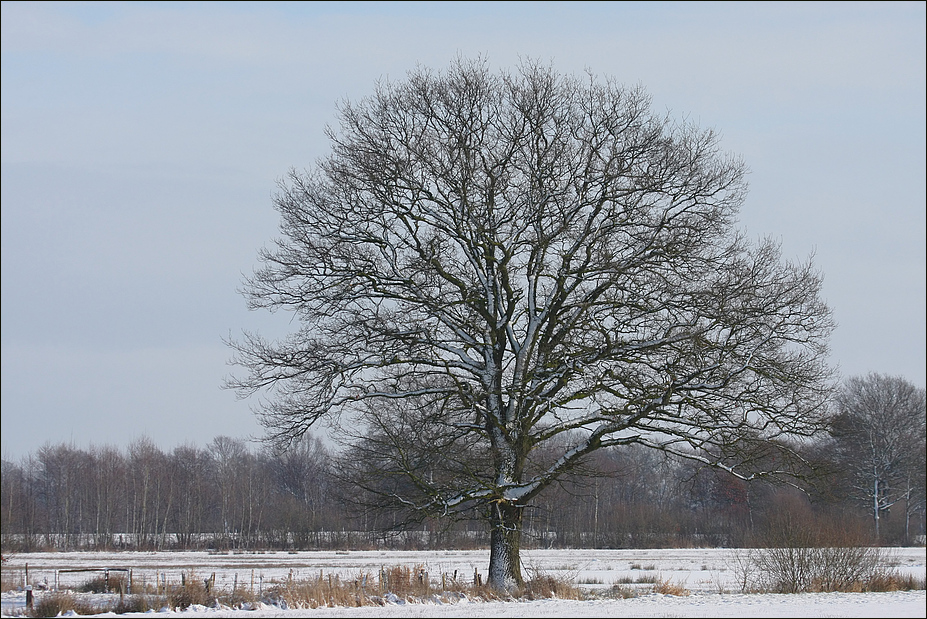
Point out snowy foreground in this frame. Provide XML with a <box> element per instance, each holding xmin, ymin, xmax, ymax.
<box><xmin>2</xmin><ymin>547</ymin><xmax>924</xmax><ymax>618</ymax></box>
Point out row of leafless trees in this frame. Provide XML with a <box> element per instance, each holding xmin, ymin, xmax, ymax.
<box><xmin>1</xmin><ymin>435</ymin><xmax>340</xmax><ymax>552</ymax></box>
<box><xmin>3</xmin><ymin>412</ymin><xmax>923</xmax><ymax>553</ymax></box>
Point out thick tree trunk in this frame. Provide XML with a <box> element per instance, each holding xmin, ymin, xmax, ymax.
<box><xmin>487</xmin><ymin>500</ymin><xmax>525</xmax><ymax>591</ymax></box>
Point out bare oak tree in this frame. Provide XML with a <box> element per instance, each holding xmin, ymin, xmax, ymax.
<box><xmin>227</xmin><ymin>58</ymin><xmax>835</xmax><ymax>590</ymax></box>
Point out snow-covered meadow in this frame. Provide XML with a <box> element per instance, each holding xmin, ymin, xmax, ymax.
<box><xmin>2</xmin><ymin>547</ymin><xmax>924</xmax><ymax>617</ymax></box>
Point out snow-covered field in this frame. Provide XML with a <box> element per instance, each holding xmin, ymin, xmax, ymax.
<box><xmin>2</xmin><ymin>547</ymin><xmax>924</xmax><ymax>617</ymax></box>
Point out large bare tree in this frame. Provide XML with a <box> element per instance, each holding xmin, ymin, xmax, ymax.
<box><xmin>227</xmin><ymin>58</ymin><xmax>835</xmax><ymax>590</ymax></box>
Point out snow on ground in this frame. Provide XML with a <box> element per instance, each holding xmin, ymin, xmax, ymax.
<box><xmin>2</xmin><ymin>547</ymin><xmax>924</xmax><ymax>618</ymax></box>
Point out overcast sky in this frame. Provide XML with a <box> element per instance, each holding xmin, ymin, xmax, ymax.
<box><xmin>2</xmin><ymin>1</ymin><xmax>924</xmax><ymax>461</ymax></box>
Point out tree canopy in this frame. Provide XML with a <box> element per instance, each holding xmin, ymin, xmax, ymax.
<box><xmin>227</xmin><ymin>58</ymin><xmax>835</xmax><ymax>590</ymax></box>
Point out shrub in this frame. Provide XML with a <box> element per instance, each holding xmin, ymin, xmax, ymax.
<box><xmin>746</xmin><ymin>509</ymin><xmax>898</xmax><ymax>593</ymax></box>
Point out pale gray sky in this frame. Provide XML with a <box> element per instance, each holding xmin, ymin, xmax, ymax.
<box><xmin>2</xmin><ymin>1</ymin><xmax>924</xmax><ymax>460</ymax></box>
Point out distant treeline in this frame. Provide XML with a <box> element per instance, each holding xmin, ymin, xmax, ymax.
<box><xmin>2</xmin><ymin>434</ymin><xmax>923</xmax><ymax>552</ymax></box>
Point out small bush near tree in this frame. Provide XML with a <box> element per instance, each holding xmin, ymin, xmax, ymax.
<box><xmin>737</xmin><ymin>510</ymin><xmax>915</xmax><ymax>593</ymax></box>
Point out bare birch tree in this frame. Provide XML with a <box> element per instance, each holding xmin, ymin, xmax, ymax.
<box><xmin>227</xmin><ymin>58</ymin><xmax>835</xmax><ymax>590</ymax></box>
<box><xmin>830</xmin><ymin>373</ymin><xmax>926</xmax><ymax>540</ymax></box>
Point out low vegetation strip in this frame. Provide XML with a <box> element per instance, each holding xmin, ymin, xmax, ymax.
<box><xmin>2</xmin><ymin>551</ymin><xmax>924</xmax><ymax>617</ymax></box>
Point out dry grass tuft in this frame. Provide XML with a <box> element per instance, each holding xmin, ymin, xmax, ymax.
<box><xmin>112</xmin><ymin>594</ymin><xmax>163</xmax><ymax>614</ymax></box>
<box><xmin>608</xmin><ymin>583</ymin><xmax>640</xmax><ymax>598</ymax></box>
<box><xmin>862</xmin><ymin>572</ymin><xmax>926</xmax><ymax>593</ymax></box>
<box><xmin>27</xmin><ymin>592</ymin><xmax>100</xmax><ymax>617</ymax></box>
<box><xmin>75</xmin><ymin>572</ymin><xmax>130</xmax><ymax>593</ymax></box>
<box><xmin>652</xmin><ymin>578</ymin><xmax>690</xmax><ymax>596</ymax></box>
<box><xmin>518</xmin><ymin>573</ymin><xmax>585</xmax><ymax>600</ymax></box>
<box><xmin>266</xmin><ymin>563</ymin><xmax>586</xmax><ymax>609</ymax></box>
<box><xmin>165</xmin><ymin>572</ymin><xmax>218</xmax><ymax>609</ymax></box>
<box><xmin>269</xmin><ymin>564</ymin><xmax>442</xmax><ymax>609</ymax></box>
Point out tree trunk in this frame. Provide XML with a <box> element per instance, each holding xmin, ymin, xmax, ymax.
<box><xmin>873</xmin><ymin>477</ymin><xmax>881</xmax><ymax>540</ymax></box>
<box><xmin>487</xmin><ymin>500</ymin><xmax>525</xmax><ymax>591</ymax></box>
